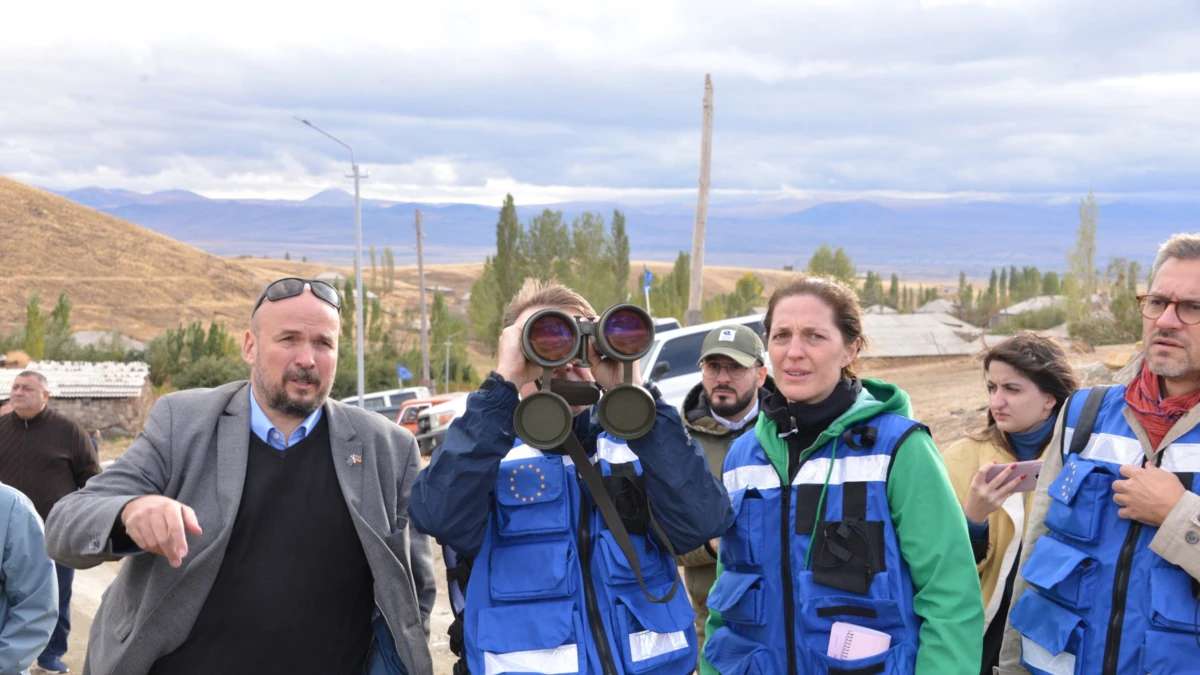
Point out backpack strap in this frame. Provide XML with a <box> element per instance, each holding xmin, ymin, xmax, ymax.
<box><xmin>1064</xmin><ymin>385</ymin><xmax>1112</xmax><ymax>457</ymax></box>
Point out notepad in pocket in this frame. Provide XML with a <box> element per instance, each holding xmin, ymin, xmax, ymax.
<box><xmin>827</xmin><ymin>621</ymin><xmax>892</xmax><ymax>660</ymax></box>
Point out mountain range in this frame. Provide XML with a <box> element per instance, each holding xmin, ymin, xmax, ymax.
<box><xmin>54</xmin><ymin>187</ymin><xmax>1200</xmax><ymax>277</ymax></box>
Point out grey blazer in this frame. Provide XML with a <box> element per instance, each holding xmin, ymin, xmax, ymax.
<box><xmin>45</xmin><ymin>381</ymin><xmax>434</xmax><ymax>675</ymax></box>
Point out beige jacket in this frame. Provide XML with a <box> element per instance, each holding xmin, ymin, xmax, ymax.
<box><xmin>996</xmin><ymin>394</ymin><xmax>1200</xmax><ymax>674</ymax></box>
<box><xmin>942</xmin><ymin>435</ymin><xmax>1042</xmax><ymax>629</ymax></box>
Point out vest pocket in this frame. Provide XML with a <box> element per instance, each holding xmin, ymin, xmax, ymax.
<box><xmin>476</xmin><ymin>600</ymin><xmax>583</xmax><ymax>674</ymax></box>
<box><xmin>721</xmin><ymin>490</ymin><xmax>765</xmax><ymax>569</ymax></box>
<box><xmin>703</xmin><ymin>626</ymin><xmax>774</xmax><ymax>675</ymax></box>
<box><xmin>1045</xmin><ymin>456</ymin><xmax>1113</xmax><ymax>543</ymax></box>
<box><xmin>612</xmin><ymin>586</ymin><xmax>695</xmax><ymax>673</ymax></box>
<box><xmin>1148</xmin><ymin>564</ymin><xmax>1200</xmax><ymax>633</ymax></box>
<box><xmin>495</xmin><ymin>456</ymin><xmax>569</xmax><ymax>537</ymax></box>
<box><xmin>1140</xmin><ymin>629</ymin><xmax>1200</xmax><ymax>674</ymax></box>
<box><xmin>805</xmin><ymin>643</ymin><xmax>911</xmax><ymax>674</ymax></box>
<box><xmin>798</xmin><ymin>595</ymin><xmax>907</xmax><ymax>667</ymax></box>
<box><xmin>707</xmin><ymin>570</ymin><xmax>766</xmax><ymax>626</ymax></box>
<box><xmin>489</xmin><ymin>539</ymin><xmax>576</xmax><ymax>601</ymax></box>
<box><xmin>595</xmin><ymin>529</ymin><xmax>667</xmax><ymax>586</ymax></box>
<box><xmin>1009</xmin><ymin>590</ymin><xmax>1085</xmax><ymax>675</ymax></box>
<box><xmin>1021</xmin><ymin>537</ymin><xmax>1098</xmax><ymax>609</ymax></box>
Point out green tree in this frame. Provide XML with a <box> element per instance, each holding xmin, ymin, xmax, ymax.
<box><xmin>22</xmin><ymin>294</ymin><xmax>46</xmax><ymax>360</ymax></box>
<box><xmin>568</xmin><ymin>212</ymin><xmax>608</xmax><ymax>301</ymax></box>
<box><xmin>523</xmin><ymin>210</ymin><xmax>570</xmax><ymax>283</ymax></box>
<box><xmin>606</xmin><ymin>210</ymin><xmax>631</xmax><ymax>305</ymax></box>
<box><xmin>888</xmin><ymin>274</ymin><xmax>900</xmax><ymax>309</ymax></box>
<box><xmin>1042</xmin><ymin>271</ymin><xmax>1061</xmax><ymax>295</ymax></box>
<box><xmin>495</xmin><ymin>194</ymin><xmax>524</xmax><ymax>304</ymax></box>
<box><xmin>1066</xmin><ymin>193</ymin><xmax>1099</xmax><ymax>321</ymax></box>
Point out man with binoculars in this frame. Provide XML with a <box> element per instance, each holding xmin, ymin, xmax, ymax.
<box><xmin>410</xmin><ymin>279</ymin><xmax>732</xmax><ymax>675</ymax></box>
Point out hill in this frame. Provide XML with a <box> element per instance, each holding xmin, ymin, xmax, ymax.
<box><xmin>0</xmin><ymin>177</ymin><xmax>268</xmax><ymax>340</ymax></box>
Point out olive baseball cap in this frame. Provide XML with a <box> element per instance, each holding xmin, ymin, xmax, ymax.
<box><xmin>699</xmin><ymin>324</ymin><xmax>765</xmax><ymax>368</ymax></box>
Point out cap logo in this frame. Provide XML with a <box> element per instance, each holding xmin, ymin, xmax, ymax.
<box><xmin>719</xmin><ymin>329</ymin><xmax>737</xmax><ymax>342</ymax></box>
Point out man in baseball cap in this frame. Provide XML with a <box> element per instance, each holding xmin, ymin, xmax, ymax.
<box><xmin>677</xmin><ymin>323</ymin><xmax>773</xmax><ymax>645</ymax></box>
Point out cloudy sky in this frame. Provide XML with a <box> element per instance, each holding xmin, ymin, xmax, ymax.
<box><xmin>2</xmin><ymin>0</ymin><xmax>1198</xmax><ymax>205</ymax></box>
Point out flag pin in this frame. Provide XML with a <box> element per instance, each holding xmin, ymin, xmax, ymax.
<box><xmin>348</xmin><ymin>453</ymin><xmax>363</xmax><ymax>466</ymax></box>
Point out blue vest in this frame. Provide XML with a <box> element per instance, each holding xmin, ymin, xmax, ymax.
<box><xmin>704</xmin><ymin>413</ymin><xmax>923</xmax><ymax>674</ymax></box>
<box><xmin>464</xmin><ymin>435</ymin><xmax>696</xmax><ymax>675</ymax></box>
<box><xmin>1010</xmin><ymin>385</ymin><xmax>1200</xmax><ymax>675</ymax></box>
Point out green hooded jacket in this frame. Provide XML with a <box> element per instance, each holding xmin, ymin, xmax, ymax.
<box><xmin>701</xmin><ymin>378</ymin><xmax>983</xmax><ymax>674</ymax></box>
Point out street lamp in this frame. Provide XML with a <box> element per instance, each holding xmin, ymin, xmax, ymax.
<box><xmin>296</xmin><ymin>117</ymin><xmax>366</xmax><ymax>407</ymax></box>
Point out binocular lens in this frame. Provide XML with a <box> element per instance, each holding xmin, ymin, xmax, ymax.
<box><xmin>528</xmin><ymin>313</ymin><xmax>577</xmax><ymax>363</ymax></box>
<box><xmin>602</xmin><ymin>308</ymin><xmax>652</xmax><ymax>357</ymax></box>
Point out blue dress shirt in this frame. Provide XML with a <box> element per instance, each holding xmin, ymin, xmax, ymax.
<box><xmin>248</xmin><ymin>386</ymin><xmax>324</xmax><ymax>451</ymax></box>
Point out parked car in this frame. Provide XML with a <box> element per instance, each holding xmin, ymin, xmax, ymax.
<box><xmin>395</xmin><ymin>394</ymin><xmax>458</xmax><ymax>437</ymax></box>
<box><xmin>641</xmin><ymin>314</ymin><xmax>766</xmax><ymax>410</ymax></box>
<box><xmin>340</xmin><ymin>386</ymin><xmax>432</xmax><ymax>419</ymax></box>
<box><xmin>415</xmin><ymin>393</ymin><xmax>469</xmax><ymax>456</ymax></box>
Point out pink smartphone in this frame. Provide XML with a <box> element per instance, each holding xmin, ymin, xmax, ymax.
<box><xmin>983</xmin><ymin>460</ymin><xmax>1043</xmax><ymax>492</ymax></box>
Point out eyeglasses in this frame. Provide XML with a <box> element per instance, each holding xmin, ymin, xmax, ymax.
<box><xmin>1137</xmin><ymin>294</ymin><xmax>1200</xmax><ymax>325</ymax></box>
<box><xmin>701</xmin><ymin>360</ymin><xmax>751</xmax><ymax>378</ymax></box>
<box><xmin>252</xmin><ymin>278</ymin><xmax>342</xmax><ymax>316</ymax></box>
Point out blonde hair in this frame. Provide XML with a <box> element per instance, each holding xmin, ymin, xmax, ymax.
<box><xmin>501</xmin><ymin>279</ymin><xmax>596</xmax><ymax>329</ymax></box>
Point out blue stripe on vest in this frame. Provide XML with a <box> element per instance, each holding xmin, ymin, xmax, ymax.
<box><xmin>706</xmin><ymin>412</ymin><xmax>923</xmax><ymax>674</ymax></box>
<box><xmin>1012</xmin><ymin>385</ymin><xmax>1200</xmax><ymax>674</ymax></box>
<box><xmin>464</xmin><ymin>436</ymin><xmax>696</xmax><ymax>675</ymax></box>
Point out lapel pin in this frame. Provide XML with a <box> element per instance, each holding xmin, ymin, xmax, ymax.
<box><xmin>348</xmin><ymin>453</ymin><xmax>363</xmax><ymax>466</ymax></box>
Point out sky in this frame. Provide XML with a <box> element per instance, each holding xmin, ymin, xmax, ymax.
<box><xmin>2</xmin><ymin>0</ymin><xmax>1199</xmax><ymax>205</ymax></box>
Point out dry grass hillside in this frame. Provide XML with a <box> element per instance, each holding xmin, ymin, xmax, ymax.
<box><xmin>0</xmin><ymin>178</ymin><xmax>263</xmax><ymax>340</ymax></box>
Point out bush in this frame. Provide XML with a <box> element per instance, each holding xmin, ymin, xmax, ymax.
<box><xmin>992</xmin><ymin>307</ymin><xmax>1067</xmax><ymax>334</ymax></box>
<box><xmin>171</xmin><ymin>355</ymin><xmax>249</xmax><ymax>390</ymax></box>
<box><xmin>1068</xmin><ymin>315</ymin><xmax>1139</xmax><ymax>346</ymax></box>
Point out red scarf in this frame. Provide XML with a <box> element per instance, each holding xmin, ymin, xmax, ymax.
<box><xmin>1124</xmin><ymin>363</ymin><xmax>1200</xmax><ymax>448</ymax></box>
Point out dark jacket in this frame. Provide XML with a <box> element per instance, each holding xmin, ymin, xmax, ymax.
<box><xmin>681</xmin><ymin>378</ymin><xmax>776</xmax><ymax>478</ymax></box>
<box><xmin>409</xmin><ymin>373</ymin><xmax>732</xmax><ymax>559</ymax></box>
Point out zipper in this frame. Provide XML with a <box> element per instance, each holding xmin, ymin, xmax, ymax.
<box><xmin>578</xmin><ymin>488</ymin><xmax>618</xmax><ymax>675</ymax></box>
<box><xmin>780</xmin><ymin>476</ymin><xmax>798</xmax><ymax>675</ymax></box>
<box><xmin>1101</xmin><ymin>520</ymin><xmax>1140</xmax><ymax>674</ymax></box>
<box><xmin>780</xmin><ymin>413</ymin><xmax>799</xmax><ymax>675</ymax></box>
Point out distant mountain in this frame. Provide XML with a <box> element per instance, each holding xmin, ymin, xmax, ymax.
<box><xmin>47</xmin><ymin>186</ymin><xmax>1200</xmax><ymax>277</ymax></box>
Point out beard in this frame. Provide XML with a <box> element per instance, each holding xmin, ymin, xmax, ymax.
<box><xmin>708</xmin><ymin>386</ymin><xmax>756</xmax><ymax>418</ymax></box>
<box><xmin>256</xmin><ymin>365</ymin><xmax>326</xmax><ymax>418</ymax></box>
<box><xmin>1146</xmin><ymin>329</ymin><xmax>1197</xmax><ymax>379</ymax></box>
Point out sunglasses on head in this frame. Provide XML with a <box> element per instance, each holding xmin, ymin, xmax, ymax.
<box><xmin>252</xmin><ymin>278</ymin><xmax>342</xmax><ymax>316</ymax></box>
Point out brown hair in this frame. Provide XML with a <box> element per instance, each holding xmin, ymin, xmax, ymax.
<box><xmin>763</xmin><ymin>275</ymin><xmax>867</xmax><ymax>378</ymax></box>
<box><xmin>971</xmin><ymin>332</ymin><xmax>1079</xmax><ymax>450</ymax></box>
<box><xmin>502</xmin><ymin>278</ymin><xmax>596</xmax><ymax>329</ymax></box>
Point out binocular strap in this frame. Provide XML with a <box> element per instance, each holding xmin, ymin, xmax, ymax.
<box><xmin>564</xmin><ymin>433</ymin><xmax>680</xmax><ymax>605</ymax></box>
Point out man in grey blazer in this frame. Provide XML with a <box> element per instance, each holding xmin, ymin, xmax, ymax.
<box><xmin>45</xmin><ymin>278</ymin><xmax>434</xmax><ymax>675</ymax></box>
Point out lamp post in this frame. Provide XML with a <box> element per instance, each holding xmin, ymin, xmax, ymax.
<box><xmin>296</xmin><ymin>117</ymin><xmax>366</xmax><ymax>407</ymax></box>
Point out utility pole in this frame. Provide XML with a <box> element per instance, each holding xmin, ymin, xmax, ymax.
<box><xmin>686</xmin><ymin>74</ymin><xmax>713</xmax><ymax>326</ymax></box>
<box><xmin>415</xmin><ymin>209</ymin><xmax>431</xmax><ymax>388</ymax></box>
<box><xmin>296</xmin><ymin>117</ymin><xmax>367</xmax><ymax>406</ymax></box>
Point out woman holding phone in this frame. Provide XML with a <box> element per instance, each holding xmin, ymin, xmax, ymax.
<box><xmin>702</xmin><ymin>276</ymin><xmax>982</xmax><ymax>675</ymax></box>
<box><xmin>941</xmin><ymin>332</ymin><xmax>1078</xmax><ymax>675</ymax></box>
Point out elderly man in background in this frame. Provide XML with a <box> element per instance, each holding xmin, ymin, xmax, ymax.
<box><xmin>0</xmin><ymin>371</ymin><xmax>98</xmax><ymax>673</ymax></box>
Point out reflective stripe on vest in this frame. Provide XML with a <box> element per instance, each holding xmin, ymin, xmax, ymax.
<box><xmin>1012</xmin><ymin>385</ymin><xmax>1200</xmax><ymax>674</ymax></box>
<box><xmin>465</xmin><ymin>434</ymin><xmax>696</xmax><ymax>675</ymax></box>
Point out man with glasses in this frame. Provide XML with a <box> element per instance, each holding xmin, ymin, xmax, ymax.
<box><xmin>999</xmin><ymin>234</ymin><xmax>1200</xmax><ymax>674</ymax></box>
<box><xmin>677</xmin><ymin>323</ymin><xmax>771</xmax><ymax>644</ymax></box>
<box><xmin>45</xmin><ymin>278</ymin><xmax>433</xmax><ymax>675</ymax></box>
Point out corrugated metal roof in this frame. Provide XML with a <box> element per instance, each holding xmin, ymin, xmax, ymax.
<box><xmin>0</xmin><ymin>361</ymin><xmax>149</xmax><ymax>399</ymax></box>
<box><xmin>862</xmin><ymin>313</ymin><xmax>983</xmax><ymax>358</ymax></box>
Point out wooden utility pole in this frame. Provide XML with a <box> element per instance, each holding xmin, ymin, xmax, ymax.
<box><xmin>415</xmin><ymin>209</ymin><xmax>432</xmax><ymax>388</ymax></box>
<box><xmin>686</xmin><ymin>74</ymin><xmax>713</xmax><ymax>326</ymax></box>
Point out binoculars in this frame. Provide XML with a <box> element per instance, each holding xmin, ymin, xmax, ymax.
<box><xmin>514</xmin><ymin>304</ymin><xmax>657</xmax><ymax>450</ymax></box>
